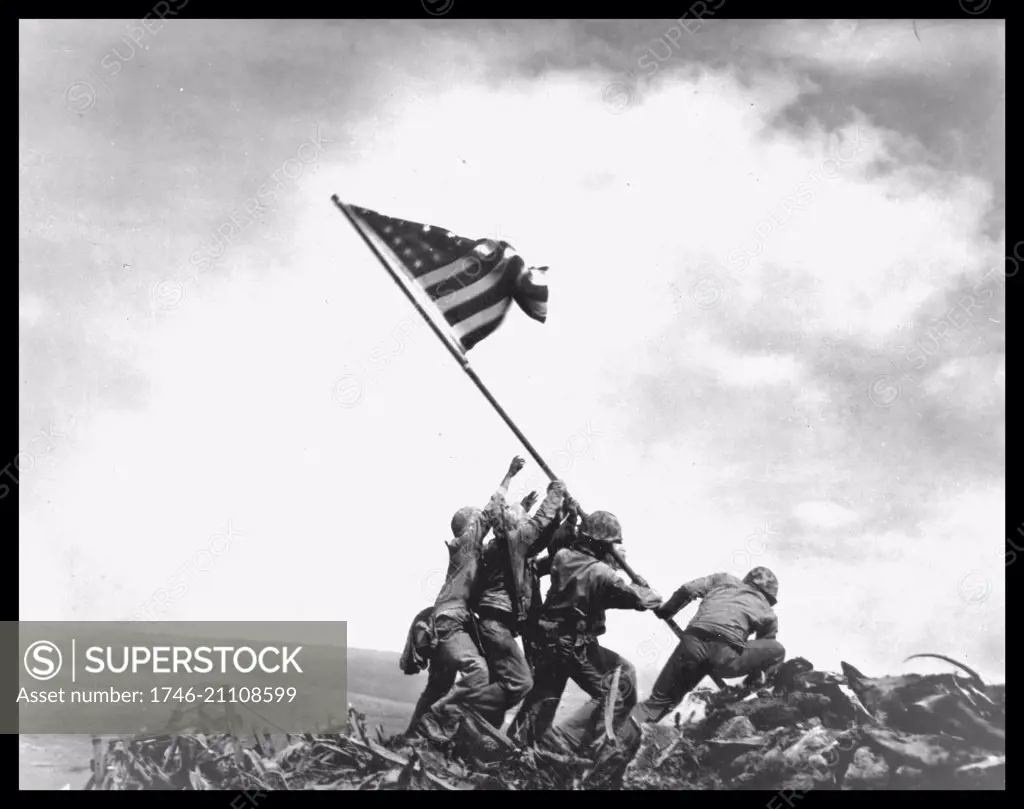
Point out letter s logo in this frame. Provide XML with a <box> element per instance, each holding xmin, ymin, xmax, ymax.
<box><xmin>24</xmin><ymin>640</ymin><xmax>63</xmax><ymax>681</ymax></box>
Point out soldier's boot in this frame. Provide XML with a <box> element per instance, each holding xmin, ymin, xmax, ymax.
<box><xmin>742</xmin><ymin>671</ymin><xmax>765</xmax><ymax>689</ymax></box>
<box><xmin>743</xmin><ymin>658</ymin><xmax>786</xmax><ymax>690</ymax></box>
<box><xmin>413</xmin><ymin>706</ymin><xmax>458</xmax><ymax>745</ymax></box>
<box><xmin>585</xmin><ymin>716</ymin><xmax>644</xmax><ymax>788</ymax></box>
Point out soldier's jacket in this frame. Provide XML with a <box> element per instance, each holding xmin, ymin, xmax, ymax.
<box><xmin>521</xmin><ymin>553</ymin><xmax>553</xmax><ymax>636</ymax></box>
<box><xmin>473</xmin><ymin>486</ymin><xmax>565</xmax><ymax>626</ymax></box>
<box><xmin>400</xmin><ymin>606</ymin><xmax>436</xmax><ymax>675</ymax></box>
<box><xmin>523</xmin><ymin>512</ymin><xmax>576</xmax><ymax>629</ymax></box>
<box><xmin>661</xmin><ymin>571</ymin><xmax>778</xmax><ymax>648</ymax></box>
<box><xmin>433</xmin><ymin>491</ymin><xmax>505</xmax><ymax>621</ymax></box>
<box><xmin>538</xmin><ymin>547</ymin><xmax>656</xmax><ymax>639</ymax></box>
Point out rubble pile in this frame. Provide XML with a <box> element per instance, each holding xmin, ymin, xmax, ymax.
<box><xmin>619</xmin><ymin>656</ymin><xmax>1005</xmax><ymax>791</ymax></box>
<box><xmin>81</xmin><ymin>656</ymin><xmax>1004</xmax><ymax>790</ymax></box>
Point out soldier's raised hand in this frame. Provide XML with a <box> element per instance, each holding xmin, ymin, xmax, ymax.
<box><xmin>508</xmin><ymin>455</ymin><xmax>526</xmax><ymax>476</ymax></box>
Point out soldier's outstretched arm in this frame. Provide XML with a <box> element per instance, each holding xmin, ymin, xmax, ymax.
<box><xmin>496</xmin><ymin>455</ymin><xmax>525</xmax><ymax>496</ymax></box>
<box><xmin>479</xmin><ymin>455</ymin><xmax>527</xmax><ymax>529</ymax></box>
<box><xmin>533</xmin><ymin>499</ymin><xmax>572</xmax><ymax>555</ymax></box>
<box><xmin>522</xmin><ymin>479</ymin><xmax>567</xmax><ymax>556</ymax></box>
<box><xmin>655</xmin><ymin>572</ymin><xmax>731</xmax><ymax>619</ymax></box>
<box><xmin>597</xmin><ymin>565</ymin><xmax>663</xmax><ymax>612</ymax></box>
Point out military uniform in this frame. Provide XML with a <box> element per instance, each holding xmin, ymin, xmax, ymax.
<box><xmin>429</xmin><ymin>492</ymin><xmax>505</xmax><ymax>719</ymax></box>
<box><xmin>634</xmin><ymin>567</ymin><xmax>786</xmax><ymax>724</ymax></box>
<box><xmin>400</xmin><ymin>605</ymin><xmax>458</xmax><ymax>735</ymax></box>
<box><xmin>512</xmin><ymin>507</ymin><xmax>578</xmax><ymax>677</ymax></box>
<box><xmin>512</xmin><ymin>544</ymin><xmax>661</xmax><ymax>752</ymax></box>
<box><xmin>469</xmin><ymin>481</ymin><xmax>566</xmax><ymax>728</ymax></box>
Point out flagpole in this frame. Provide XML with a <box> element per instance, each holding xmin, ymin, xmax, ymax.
<box><xmin>332</xmin><ymin>195</ymin><xmax>558</xmax><ymax>480</ymax></box>
<box><xmin>332</xmin><ymin>196</ymin><xmax>703</xmax><ymax>667</ymax></box>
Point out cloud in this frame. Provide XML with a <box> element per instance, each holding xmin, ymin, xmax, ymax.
<box><xmin>793</xmin><ymin>501</ymin><xmax>859</xmax><ymax>530</ymax></box>
<box><xmin>662</xmin><ymin>331</ymin><xmax>802</xmax><ymax>390</ymax></box>
<box><xmin>922</xmin><ymin>355</ymin><xmax>1005</xmax><ymax>414</ymax></box>
<box><xmin>764</xmin><ymin>19</ymin><xmax>1004</xmax><ymax>77</ymax></box>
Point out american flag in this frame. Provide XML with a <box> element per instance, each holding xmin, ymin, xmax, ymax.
<box><xmin>341</xmin><ymin>202</ymin><xmax>548</xmax><ymax>352</ymax></box>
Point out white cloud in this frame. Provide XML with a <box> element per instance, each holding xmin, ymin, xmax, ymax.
<box><xmin>923</xmin><ymin>355</ymin><xmax>1005</xmax><ymax>414</ymax></box>
<box><xmin>793</xmin><ymin>500</ymin><xmax>859</xmax><ymax>530</ymax></box>
<box><xmin>795</xmin><ymin>386</ymin><xmax>830</xmax><ymax>408</ymax></box>
<box><xmin>677</xmin><ymin>332</ymin><xmax>804</xmax><ymax>388</ymax></box>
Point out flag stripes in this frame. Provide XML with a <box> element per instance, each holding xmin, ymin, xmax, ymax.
<box><xmin>343</xmin><ymin>203</ymin><xmax>548</xmax><ymax>352</ymax></box>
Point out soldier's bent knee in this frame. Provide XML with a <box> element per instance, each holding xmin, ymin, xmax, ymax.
<box><xmin>505</xmin><ymin>672</ymin><xmax>534</xmax><ymax>702</ymax></box>
<box><xmin>463</xmin><ymin>656</ymin><xmax>489</xmax><ymax>682</ymax></box>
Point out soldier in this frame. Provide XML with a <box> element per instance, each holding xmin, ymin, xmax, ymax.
<box><xmin>468</xmin><ymin>473</ymin><xmax>567</xmax><ymax>729</ymax></box>
<box><xmin>511</xmin><ymin>509</ymin><xmax>662</xmax><ymax>753</ymax></box>
<box><xmin>510</xmin><ymin>496</ymin><xmax>584</xmax><ymax>737</ymax></box>
<box><xmin>631</xmin><ymin>566</ymin><xmax>786</xmax><ymax>725</ymax></box>
<box><xmin>420</xmin><ymin>456</ymin><xmax>525</xmax><ymax>730</ymax></box>
<box><xmin>401</xmin><ymin>489</ymin><xmax>546</xmax><ymax>737</ymax></box>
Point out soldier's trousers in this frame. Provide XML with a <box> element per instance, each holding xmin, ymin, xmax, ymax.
<box><xmin>510</xmin><ymin>637</ymin><xmax>637</xmax><ymax>752</ymax></box>
<box><xmin>430</xmin><ymin>610</ymin><xmax>490</xmax><ymax>717</ymax></box>
<box><xmin>633</xmin><ymin>630</ymin><xmax>786</xmax><ymax>724</ymax></box>
<box><xmin>475</xmin><ymin>614</ymin><xmax>534</xmax><ymax>729</ymax></box>
<box><xmin>406</xmin><ymin>657</ymin><xmax>457</xmax><ymax>734</ymax></box>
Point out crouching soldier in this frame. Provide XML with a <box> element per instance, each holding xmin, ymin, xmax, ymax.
<box><xmin>631</xmin><ymin>566</ymin><xmax>786</xmax><ymax>726</ymax></box>
<box><xmin>512</xmin><ymin>510</ymin><xmax>662</xmax><ymax>753</ymax></box>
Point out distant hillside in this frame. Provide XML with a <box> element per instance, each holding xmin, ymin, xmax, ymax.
<box><xmin>347</xmin><ymin>649</ymin><xmax>425</xmax><ymax>708</ymax></box>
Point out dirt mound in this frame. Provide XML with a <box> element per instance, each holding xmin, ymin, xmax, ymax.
<box><xmin>78</xmin><ymin>658</ymin><xmax>1004</xmax><ymax>791</ymax></box>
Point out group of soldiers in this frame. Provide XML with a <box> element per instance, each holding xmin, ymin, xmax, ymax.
<box><xmin>398</xmin><ymin>455</ymin><xmax>787</xmax><ymax>768</ymax></box>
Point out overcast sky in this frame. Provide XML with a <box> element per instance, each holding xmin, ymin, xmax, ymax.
<box><xmin>19</xmin><ymin>19</ymin><xmax>1005</xmax><ymax>687</ymax></box>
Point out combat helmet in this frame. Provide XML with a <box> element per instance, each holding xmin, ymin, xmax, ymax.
<box><xmin>450</xmin><ymin>506</ymin><xmax>482</xmax><ymax>537</ymax></box>
<box><xmin>744</xmin><ymin>566</ymin><xmax>779</xmax><ymax>606</ymax></box>
<box><xmin>580</xmin><ymin>510</ymin><xmax>623</xmax><ymax>544</ymax></box>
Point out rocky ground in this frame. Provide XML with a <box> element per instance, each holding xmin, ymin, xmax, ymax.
<box><xmin>78</xmin><ymin>657</ymin><xmax>1004</xmax><ymax>791</ymax></box>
